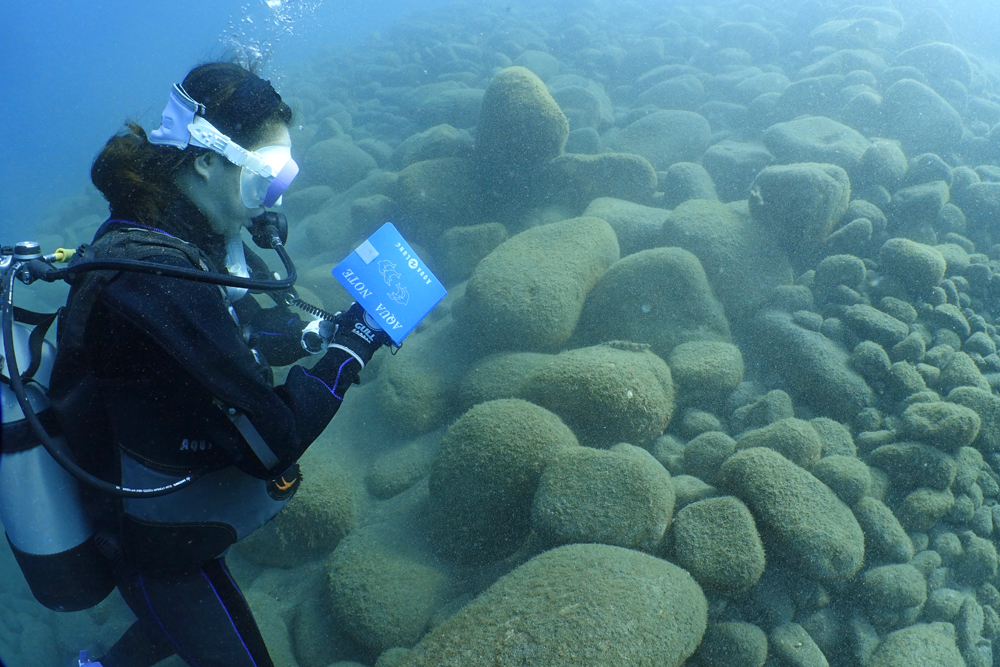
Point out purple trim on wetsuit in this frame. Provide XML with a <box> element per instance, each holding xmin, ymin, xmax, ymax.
<box><xmin>200</xmin><ymin>568</ymin><xmax>259</xmax><ymax>667</ymax></box>
<box><xmin>108</xmin><ymin>219</ymin><xmax>176</xmax><ymax>238</ymax></box>
<box><xmin>302</xmin><ymin>356</ymin><xmax>354</xmax><ymax>400</ymax></box>
<box><xmin>139</xmin><ymin>574</ymin><xmax>200</xmax><ymax>667</ymax></box>
<box><xmin>219</xmin><ymin>562</ymin><xmax>252</xmax><ymax>608</ymax></box>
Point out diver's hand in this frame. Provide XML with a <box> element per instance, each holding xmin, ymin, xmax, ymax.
<box><xmin>327</xmin><ymin>303</ymin><xmax>391</xmax><ymax>367</ymax></box>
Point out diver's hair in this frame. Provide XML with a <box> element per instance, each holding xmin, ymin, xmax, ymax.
<box><xmin>91</xmin><ymin>61</ymin><xmax>293</xmax><ymax>226</ymax></box>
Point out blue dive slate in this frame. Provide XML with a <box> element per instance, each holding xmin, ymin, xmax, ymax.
<box><xmin>332</xmin><ymin>222</ymin><xmax>447</xmax><ymax>345</ymax></box>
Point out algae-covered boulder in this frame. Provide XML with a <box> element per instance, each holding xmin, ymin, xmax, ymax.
<box><xmin>435</xmin><ymin>222</ymin><xmax>508</xmax><ymax>285</ymax></box>
<box><xmin>539</xmin><ymin>152</ymin><xmax>657</xmax><ymax>210</ymax></box>
<box><xmin>457</xmin><ymin>216</ymin><xmax>618</xmax><ymax>352</ymax></box>
<box><xmin>392</xmin><ymin>124</ymin><xmax>473</xmax><ymax>169</ymax></box>
<box><xmin>521</xmin><ymin>344</ymin><xmax>675</xmax><ymax>448</ymax></box>
<box><xmin>514</xmin><ymin>49</ymin><xmax>559</xmax><ymax>81</ymax></box>
<box><xmin>327</xmin><ymin>528</ymin><xmax>450</xmax><ymax>653</ymax></box>
<box><xmin>842</xmin><ymin>304</ymin><xmax>910</xmax><ymax>349</ymax></box>
<box><xmin>940</xmin><ymin>351</ymin><xmax>991</xmax><ymax>394</ymax></box>
<box><xmin>395</xmin><ymin>544</ymin><xmax>707</xmax><ymax>667</ymax></box>
<box><xmin>897</xmin><ymin>487</ymin><xmax>956</xmax><ymax>531</ymax></box>
<box><xmin>582</xmin><ymin>197</ymin><xmax>669</xmax><ymax>257</ymax></box>
<box><xmin>701</xmin><ymin>140</ymin><xmax>775</xmax><ymax>202</ymax></box>
<box><xmin>879</xmin><ymin>238</ymin><xmax>947</xmax><ymax>295</ymax></box>
<box><xmin>695</xmin><ymin>622</ymin><xmax>768</xmax><ymax>667</ymax></box>
<box><xmin>867</xmin><ymin>623</ymin><xmax>966</xmax><ymax>667</ymax></box>
<box><xmin>683</xmin><ymin>431</ymin><xmax>737</xmax><ymax>485</ymax></box>
<box><xmin>859</xmin><ymin>139</ymin><xmax>908</xmax><ymax>189</ymax></box>
<box><xmin>237</xmin><ymin>459</ymin><xmax>357</xmax><ymax>568</ymax></box>
<box><xmin>457</xmin><ymin>351</ymin><xmax>548</xmax><ymax>408</ymax></box>
<box><xmin>661</xmin><ymin>199</ymin><xmax>794</xmax><ymax>321</ymax></box>
<box><xmin>672</xmin><ymin>495</ymin><xmax>766</xmax><ymax>592</ymax></box>
<box><xmin>810</xmin><ymin>455</ymin><xmax>872</xmax><ymax>505</ymax></box>
<box><xmin>748</xmin><ymin>163</ymin><xmax>851</xmax><ymax>259</ymax></box>
<box><xmin>853</xmin><ymin>496</ymin><xmax>914</xmax><ymax>565</ymax></box>
<box><xmin>612</xmin><ymin>110</ymin><xmax>711</xmax><ymax>170</ymax></box>
<box><xmin>719</xmin><ymin>447</ymin><xmax>865</xmax><ymax>581</ymax></box>
<box><xmin>668</xmin><ymin>341</ymin><xmax>744</xmax><ymax>407</ymax></box>
<box><xmin>660</xmin><ymin>162</ymin><xmax>718</xmax><ymax>209</ymax></box>
<box><xmin>474</xmin><ymin>66</ymin><xmax>568</xmax><ymax>182</ymax></box>
<box><xmin>549</xmin><ymin>75</ymin><xmax>614</xmax><ymax>130</ymax></box>
<box><xmin>531</xmin><ymin>445</ymin><xmax>674</xmax><ymax>552</ymax></box>
<box><xmin>896</xmin><ymin>42</ymin><xmax>974</xmax><ymax>86</ymax></box>
<box><xmin>762</xmin><ymin>117</ymin><xmax>870</xmax><ymax>175</ymax></box>
<box><xmin>900</xmin><ymin>401</ymin><xmax>981</xmax><ymax>450</ymax></box>
<box><xmin>396</xmin><ymin>158</ymin><xmax>479</xmax><ymax>243</ymax></box>
<box><xmin>374</xmin><ymin>320</ymin><xmax>469</xmax><ymax>437</ymax></box>
<box><xmin>300</xmin><ymin>138</ymin><xmax>378</xmax><ymax>191</ymax></box>
<box><xmin>858</xmin><ymin>564</ymin><xmax>928</xmax><ymax>630</ymax></box>
<box><xmin>735</xmin><ymin>418</ymin><xmax>823</xmax><ymax>470</ymax></box>
<box><xmin>868</xmin><ymin>442</ymin><xmax>956</xmax><ymax>490</ymax></box>
<box><xmin>365</xmin><ymin>439</ymin><xmax>435</xmax><ymax>500</ymax></box>
<box><xmin>948</xmin><ymin>386</ymin><xmax>1000</xmax><ymax>453</ymax></box>
<box><xmin>882</xmin><ymin>79</ymin><xmax>964</xmax><ymax>156</ymax></box>
<box><xmin>573</xmin><ymin>248</ymin><xmax>731</xmax><ymax>359</ymax></box>
<box><xmin>428</xmin><ymin>400</ymin><xmax>578</xmax><ymax>564</ymax></box>
<box><xmin>753</xmin><ymin>309</ymin><xmax>875</xmax><ymax>422</ymax></box>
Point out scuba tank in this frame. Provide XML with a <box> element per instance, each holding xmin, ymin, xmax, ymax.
<box><xmin>0</xmin><ymin>216</ymin><xmax>300</xmax><ymax>611</ymax></box>
<box><xmin>0</xmin><ymin>248</ymin><xmax>115</xmax><ymax>611</ymax></box>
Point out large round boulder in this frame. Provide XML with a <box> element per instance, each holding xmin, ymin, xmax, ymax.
<box><xmin>612</xmin><ymin>111</ymin><xmax>711</xmax><ymax>170</ymax></box>
<box><xmin>762</xmin><ymin>117</ymin><xmax>870</xmax><ymax>176</ymax></box>
<box><xmin>395</xmin><ymin>544</ymin><xmax>708</xmax><ymax>667</ymax></box>
<box><xmin>456</xmin><ymin>216</ymin><xmax>619</xmax><ymax>353</ymax></box>
<box><xmin>748</xmin><ymin>163</ymin><xmax>851</xmax><ymax>260</ymax></box>
<box><xmin>531</xmin><ymin>445</ymin><xmax>674</xmax><ymax>552</ymax></box>
<box><xmin>572</xmin><ymin>247</ymin><xmax>731</xmax><ymax>359</ymax></box>
<box><xmin>300</xmin><ymin>138</ymin><xmax>378</xmax><ymax>192</ymax></box>
<box><xmin>882</xmin><ymin>79</ymin><xmax>964</xmax><ymax>156</ymax></box>
<box><xmin>719</xmin><ymin>447</ymin><xmax>866</xmax><ymax>581</ymax></box>
<box><xmin>474</xmin><ymin>66</ymin><xmax>568</xmax><ymax>183</ymax></box>
<box><xmin>327</xmin><ymin>527</ymin><xmax>450</xmax><ymax>654</ymax></box>
<box><xmin>428</xmin><ymin>399</ymin><xmax>579</xmax><ymax>564</ymax></box>
<box><xmin>521</xmin><ymin>344</ymin><xmax>676</xmax><ymax>448</ymax></box>
<box><xmin>672</xmin><ymin>495</ymin><xmax>766</xmax><ymax>592</ymax></box>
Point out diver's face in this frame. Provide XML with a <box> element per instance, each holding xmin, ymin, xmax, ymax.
<box><xmin>200</xmin><ymin>123</ymin><xmax>293</xmax><ymax>238</ymax></box>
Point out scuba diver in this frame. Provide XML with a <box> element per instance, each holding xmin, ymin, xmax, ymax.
<box><xmin>2</xmin><ymin>62</ymin><xmax>389</xmax><ymax>667</ymax></box>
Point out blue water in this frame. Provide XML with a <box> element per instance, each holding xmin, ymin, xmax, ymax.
<box><xmin>0</xmin><ymin>0</ymin><xmax>446</xmax><ymax>239</ymax></box>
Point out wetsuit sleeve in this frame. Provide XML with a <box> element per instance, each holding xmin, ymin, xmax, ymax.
<box><xmin>97</xmin><ymin>255</ymin><xmax>363</xmax><ymax>479</ymax></box>
<box><xmin>235</xmin><ymin>294</ymin><xmax>311</xmax><ymax>367</ymax></box>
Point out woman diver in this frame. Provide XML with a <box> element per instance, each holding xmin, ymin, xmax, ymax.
<box><xmin>42</xmin><ymin>62</ymin><xmax>388</xmax><ymax>667</ymax></box>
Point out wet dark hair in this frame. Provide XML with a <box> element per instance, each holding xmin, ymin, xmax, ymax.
<box><xmin>91</xmin><ymin>61</ymin><xmax>293</xmax><ymax>227</ymax></box>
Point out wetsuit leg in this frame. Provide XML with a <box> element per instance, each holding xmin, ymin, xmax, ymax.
<box><xmin>98</xmin><ymin>559</ymin><xmax>274</xmax><ymax>667</ymax></box>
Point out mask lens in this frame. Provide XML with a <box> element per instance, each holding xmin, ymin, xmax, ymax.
<box><xmin>239</xmin><ymin>145</ymin><xmax>297</xmax><ymax>209</ymax></box>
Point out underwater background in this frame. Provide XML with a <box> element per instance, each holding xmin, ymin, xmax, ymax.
<box><xmin>9</xmin><ymin>0</ymin><xmax>1000</xmax><ymax>665</ymax></box>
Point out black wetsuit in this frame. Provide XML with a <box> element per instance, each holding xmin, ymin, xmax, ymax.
<box><xmin>49</xmin><ymin>215</ymin><xmax>362</xmax><ymax>667</ymax></box>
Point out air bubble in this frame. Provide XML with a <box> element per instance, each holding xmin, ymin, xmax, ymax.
<box><xmin>641</xmin><ymin>304</ymin><xmax>651</xmax><ymax>314</ymax></box>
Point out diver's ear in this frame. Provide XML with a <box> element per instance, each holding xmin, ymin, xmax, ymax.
<box><xmin>191</xmin><ymin>152</ymin><xmax>219</xmax><ymax>181</ymax></box>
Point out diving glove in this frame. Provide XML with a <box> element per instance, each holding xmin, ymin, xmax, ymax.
<box><xmin>302</xmin><ymin>303</ymin><xmax>391</xmax><ymax>366</ymax></box>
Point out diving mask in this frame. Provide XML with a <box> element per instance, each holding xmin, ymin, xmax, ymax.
<box><xmin>148</xmin><ymin>84</ymin><xmax>299</xmax><ymax>209</ymax></box>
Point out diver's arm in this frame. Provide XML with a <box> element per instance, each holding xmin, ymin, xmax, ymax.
<box><xmin>97</xmin><ymin>255</ymin><xmax>366</xmax><ymax>478</ymax></box>
<box><xmin>235</xmin><ymin>294</ymin><xmax>311</xmax><ymax>367</ymax></box>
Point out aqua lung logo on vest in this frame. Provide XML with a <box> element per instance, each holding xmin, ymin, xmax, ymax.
<box><xmin>179</xmin><ymin>439</ymin><xmax>213</xmax><ymax>451</ymax></box>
